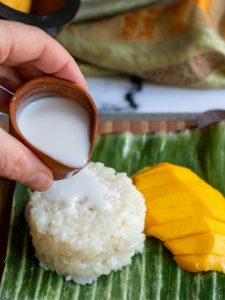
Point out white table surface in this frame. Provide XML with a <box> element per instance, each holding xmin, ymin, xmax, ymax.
<box><xmin>87</xmin><ymin>77</ymin><xmax>225</xmax><ymax>114</ymax></box>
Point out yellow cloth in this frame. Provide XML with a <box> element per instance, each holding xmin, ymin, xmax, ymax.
<box><xmin>57</xmin><ymin>0</ymin><xmax>225</xmax><ymax>88</ymax></box>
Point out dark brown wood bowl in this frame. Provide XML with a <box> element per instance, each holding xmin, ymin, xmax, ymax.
<box><xmin>9</xmin><ymin>76</ymin><xmax>98</xmax><ymax>180</ymax></box>
<box><xmin>0</xmin><ymin>0</ymin><xmax>80</xmax><ymax>36</ymax></box>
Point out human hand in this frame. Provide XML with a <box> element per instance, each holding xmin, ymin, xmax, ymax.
<box><xmin>0</xmin><ymin>20</ymin><xmax>87</xmax><ymax>191</ymax></box>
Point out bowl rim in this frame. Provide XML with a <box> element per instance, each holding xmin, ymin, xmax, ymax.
<box><xmin>0</xmin><ymin>0</ymin><xmax>80</xmax><ymax>29</ymax></box>
<box><xmin>9</xmin><ymin>76</ymin><xmax>98</xmax><ymax>179</ymax></box>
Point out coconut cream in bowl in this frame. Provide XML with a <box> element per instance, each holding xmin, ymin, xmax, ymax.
<box><xmin>9</xmin><ymin>76</ymin><xmax>98</xmax><ymax>180</ymax></box>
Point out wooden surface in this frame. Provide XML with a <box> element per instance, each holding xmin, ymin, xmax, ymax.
<box><xmin>98</xmin><ymin>119</ymin><xmax>196</xmax><ymax>134</ymax></box>
<box><xmin>0</xmin><ymin>110</ymin><xmax>224</xmax><ymax>279</ymax></box>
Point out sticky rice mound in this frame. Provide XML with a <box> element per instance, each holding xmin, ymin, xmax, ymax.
<box><xmin>27</xmin><ymin>162</ymin><xmax>146</xmax><ymax>285</ymax></box>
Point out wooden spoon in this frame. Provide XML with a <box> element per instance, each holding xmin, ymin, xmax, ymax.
<box><xmin>9</xmin><ymin>76</ymin><xmax>98</xmax><ymax>180</ymax></box>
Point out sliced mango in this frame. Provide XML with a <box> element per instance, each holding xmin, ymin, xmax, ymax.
<box><xmin>165</xmin><ymin>232</ymin><xmax>225</xmax><ymax>256</ymax></box>
<box><xmin>148</xmin><ymin>202</ymin><xmax>225</xmax><ymax>225</ymax></box>
<box><xmin>133</xmin><ymin>162</ymin><xmax>225</xmax><ymax>273</ymax></box>
<box><xmin>144</xmin><ymin>189</ymin><xmax>225</xmax><ymax>210</ymax></box>
<box><xmin>133</xmin><ymin>162</ymin><xmax>213</xmax><ymax>190</ymax></box>
<box><xmin>148</xmin><ymin>216</ymin><xmax>225</xmax><ymax>241</ymax></box>
<box><xmin>174</xmin><ymin>255</ymin><xmax>225</xmax><ymax>273</ymax></box>
<box><xmin>132</xmin><ymin>162</ymin><xmax>225</xmax><ymax>233</ymax></box>
<box><xmin>139</xmin><ymin>183</ymin><xmax>224</xmax><ymax>202</ymax></box>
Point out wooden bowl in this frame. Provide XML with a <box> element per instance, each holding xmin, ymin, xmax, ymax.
<box><xmin>9</xmin><ymin>76</ymin><xmax>98</xmax><ymax>180</ymax></box>
<box><xmin>0</xmin><ymin>0</ymin><xmax>80</xmax><ymax>36</ymax></box>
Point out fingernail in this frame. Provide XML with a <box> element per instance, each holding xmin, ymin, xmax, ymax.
<box><xmin>29</xmin><ymin>172</ymin><xmax>52</xmax><ymax>191</ymax></box>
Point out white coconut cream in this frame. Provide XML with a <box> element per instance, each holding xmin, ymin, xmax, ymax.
<box><xmin>38</xmin><ymin>163</ymin><xmax>118</xmax><ymax>211</ymax></box>
<box><xmin>17</xmin><ymin>96</ymin><xmax>90</xmax><ymax>168</ymax></box>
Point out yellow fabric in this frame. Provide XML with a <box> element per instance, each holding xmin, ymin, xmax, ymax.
<box><xmin>57</xmin><ymin>0</ymin><xmax>225</xmax><ymax>88</ymax></box>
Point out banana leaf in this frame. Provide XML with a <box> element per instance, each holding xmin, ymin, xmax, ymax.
<box><xmin>1</xmin><ymin>122</ymin><xmax>225</xmax><ymax>299</ymax></box>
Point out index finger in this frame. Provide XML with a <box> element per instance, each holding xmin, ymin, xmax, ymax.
<box><xmin>0</xmin><ymin>20</ymin><xmax>87</xmax><ymax>89</ymax></box>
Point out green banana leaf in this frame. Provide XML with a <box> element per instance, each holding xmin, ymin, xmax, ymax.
<box><xmin>1</xmin><ymin>122</ymin><xmax>225</xmax><ymax>299</ymax></box>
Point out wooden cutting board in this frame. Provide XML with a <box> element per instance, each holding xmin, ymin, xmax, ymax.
<box><xmin>0</xmin><ymin>110</ymin><xmax>224</xmax><ymax>278</ymax></box>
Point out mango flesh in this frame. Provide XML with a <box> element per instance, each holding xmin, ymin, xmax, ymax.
<box><xmin>132</xmin><ymin>162</ymin><xmax>225</xmax><ymax>232</ymax></box>
<box><xmin>148</xmin><ymin>216</ymin><xmax>225</xmax><ymax>241</ymax></box>
<box><xmin>165</xmin><ymin>232</ymin><xmax>225</xmax><ymax>256</ymax></box>
<box><xmin>144</xmin><ymin>188</ymin><xmax>225</xmax><ymax>210</ymax></box>
<box><xmin>0</xmin><ymin>0</ymin><xmax>31</xmax><ymax>13</ymax></box>
<box><xmin>174</xmin><ymin>255</ymin><xmax>225</xmax><ymax>273</ymax></box>
<box><xmin>138</xmin><ymin>183</ymin><xmax>224</xmax><ymax>201</ymax></box>
<box><xmin>132</xmin><ymin>162</ymin><xmax>225</xmax><ymax>273</ymax></box>
<box><xmin>148</xmin><ymin>202</ymin><xmax>225</xmax><ymax>225</ymax></box>
<box><xmin>133</xmin><ymin>163</ymin><xmax>216</xmax><ymax>190</ymax></box>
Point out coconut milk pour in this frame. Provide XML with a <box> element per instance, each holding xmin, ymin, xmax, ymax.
<box><xmin>43</xmin><ymin>165</ymin><xmax>117</xmax><ymax>211</ymax></box>
<box><xmin>17</xmin><ymin>96</ymin><xmax>90</xmax><ymax>168</ymax></box>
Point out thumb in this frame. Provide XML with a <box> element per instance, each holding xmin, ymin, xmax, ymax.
<box><xmin>0</xmin><ymin>128</ymin><xmax>53</xmax><ymax>191</ymax></box>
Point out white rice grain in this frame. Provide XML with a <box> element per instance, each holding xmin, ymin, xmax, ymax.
<box><xmin>27</xmin><ymin>162</ymin><xmax>146</xmax><ymax>285</ymax></box>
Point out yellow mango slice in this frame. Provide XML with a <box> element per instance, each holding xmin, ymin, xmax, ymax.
<box><xmin>165</xmin><ymin>232</ymin><xmax>225</xmax><ymax>256</ymax></box>
<box><xmin>148</xmin><ymin>216</ymin><xmax>225</xmax><ymax>241</ymax></box>
<box><xmin>133</xmin><ymin>162</ymin><xmax>225</xmax><ymax>273</ymax></box>
<box><xmin>133</xmin><ymin>162</ymin><xmax>211</xmax><ymax>190</ymax></box>
<box><xmin>138</xmin><ymin>182</ymin><xmax>224</xmax><ymax>201</ymax></box>
<box><xmin>0</xmin><ymin>0</ymin><xmax>31</xmax><ymax>13</ymax></box>
<box><xmin>132</xmin><ymin>162</ymin><xmax>225</xmax><ymax>233</ymax></box>
<box><xmin>174</xmin><ymin>254</ymin><xmax>225</xmax><ymax>273</ymax></box>
<box><xmin>140</xmin><ymin>182</ymin><xmax>225</xmax><ymax>232</ymax></box>
<box><xmin>148</xmin><ymin>202</ymin><xmax>225</xmax><ymax>225</ymax></box>
<box><xmin>144</xmin><ymin>189</ymin><xmax>225</xmax><ymax>210</ymax></box>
